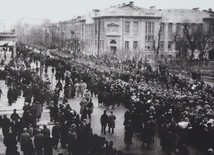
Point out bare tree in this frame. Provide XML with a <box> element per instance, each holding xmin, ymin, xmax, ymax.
<box><xmin>182</xmin><ymin>23</ymin><xmax>210</xmax><ymax>60</ymax></box>
<box><xmin>173</xmin><ymin>34</ymin><xmax>189</xmax><ymax>60</ymax></box>
<box><xmin>173</xmin><ymin>22</ymin><xmax>210</xmax><ymax>62</ymax></box>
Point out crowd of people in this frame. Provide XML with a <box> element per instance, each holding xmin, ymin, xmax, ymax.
<box><xmin>0</xmin><ymin>54</ymin><xmax>124</xmax><ymax>155</ymax></box>
<box><xmin>43</xmin><ymin>54</ymin><xmax>214</xmax><ymax>154</ymax></box>
<box><xmin>1</xmin><ymin>50</ymin><xmax>214</xmax><ymax>155</ymax></box>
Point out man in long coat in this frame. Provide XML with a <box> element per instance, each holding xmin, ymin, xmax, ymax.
<box><xmin>108</xmin><ymin>111</ymin><xmax>116</xmax><ymax>134</ymax></box>
<box><xmin>2</xmin><ymin>115</ymin><xmax>10</xmax><ymax>136</ymax></box>
<box><xmin>100</xmin><ymin>110</ymin><xmax>109</xmax><ymax>135</ymax></box>
<box><xmin>52</xmin><ymin>122</ymin><xmax>61</xmax><ymax>149</ymax></box>
<box><xmin>34</xmin><ymin>129</ymin><xmax>44</xmax><ymax>155</ymax></box>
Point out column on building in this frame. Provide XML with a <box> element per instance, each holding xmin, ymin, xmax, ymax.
<box><xmin>139</xmin><ymin>19</ymin><xmax>146</xmax><ymax>61</ymax></box>
<box><xmin>172</xmin><ymin>23</ymin><xmax>177</xmax><ymax>53</ymax></box>
<box><xmin>164</xmin><ymin>23</ymin><xmax>169</xmax><ymax>56</ymax></box>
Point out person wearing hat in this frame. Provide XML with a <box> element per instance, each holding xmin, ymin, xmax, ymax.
<box><xmin>52</xmin><ymin>122</ymin><xmax>61</xmax><ymax>149</ymax></box>
<box><xmin>124</xmin><ymin>120</ymin><xmax>134</xmax><ymax>150</ymax></box>
<box><xmin>44</xmin><ymin>129</ymin><xmax>54</xmax><ymax>155</ymax></box>
<box><xmin>10</xmin><ymin>109</ymin><xmax>20</xmax><ymax>122</ymax></box>
<box><xmin>108</xmin><ymin>111</ymin><xmax>116</xmax><ymax>134</ymax></box>
<box><xmin>84</xmin><ymin>89</ymin><xmax>91</xmax><ymax>101</ymax></box>
<box><xmin>2</xmin><ymin>115</ymin><xmax>10</xmax><ymax>137</ymax></box>
<box><xmin>208</xmin><ymin>148</ymin><xmax>214</xmax><ymax>155</ymax></box>
<box><xmin>4</xmin><ymin>129</ymin><xmax>18</xmax><ymax>155</ymax></box>
<box><xmin>42</xmin><ymin>125</ymin><xmax>50</xmax><ymax>137</ymax></box>
<box><xmin>79</xmin><ymin>80</ymin><xmax>86</xmax><ymax>97</ymax></box>
<box><xmin>34</xmin><ymin>129</ymin><xmax>44</xmax><ymax>155</ymax></box>
<box><xmin>100</xmin><ymin>110</ymin><xmax>109</xmax><ymax>135</ymax></box>
<box><xmin>19</xmin><ymin>128</ymin><xmax>31</xmax><ymax>155</ymax></box>
<box><xmin>67</xmin><ymin>125</ymin><xmax>78</xmax><ymax>155</ymax></box>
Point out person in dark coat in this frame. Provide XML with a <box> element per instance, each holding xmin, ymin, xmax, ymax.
<box><xmin>0</xmin><ymin>115</ymin><xmax>2</xmax><ymax>130</ymax></box>
<box><xmin>86</xmin><ymin>99</ymin><xmax>94</xmax><ymax>119</ymax></box>
<box><xmin>124</xmin><ymin>120</ymin><xmax>134</xmax><ymax>150</ymax></box>
<box><xmin>24</xmin><ymin>139</ymin><xmax>35</xmax><ymax>155</ymax></box>
<box><xmin>34</xmin><ymin>129</ymin><xmax>44</xmax><ymax>155</ymax></box>
<box><xmin>19</xmin><ymin>128</ymin><xmax>31</xmax><ymax>155</ymax></box>
<box><xmin>7</xmin><ymin>88</ymin><xmax>13</xmax><ymax>106</ymax></box>
<box><xmin>4</xmin><ymin>130</ymin><xmax>17</xmax><ymax>155</ymax></box>
<box><xmin>60</xmin><ymin>121</ymin><xmax>69</xmax><ymax>148</ymax></box>
<box><xmin>141</xmin><ymin>120</ymin><xmax>153</xmax><ymax>150</ymax></box>
<box><xmin>2</xmin><ymin>115</ymin><xmax>11</xmax><ymax>137</ymax></box>
<box><xmin>108</xmin><ymin>111</ymin><xmax>116</xmax><ymax>134</ymax></box>
<box><xmin>52</xmin><ymin>122</ymin><xmax>61</xmax><ymax>149</ymax></box>
<box><xmin>6</xmin><ymin>146</ymin><xmax>20</xmax><ymax>155</ymax></box>
<box><xmin>165</xmin><ymin>130</ymin><xmax>176</xmax><ymax>154</ymax></box>
<box><xmin>44</xmin><ymin>134</ymin><xmax>53</xmax><ymax>155</ymax></box>
<box><xmin>100</xmin><ymin>110</ymin><xmax>109</xmax><ymax>135</ymax></box>
<box><xmin>10</xmin><ymin>109</ymin><xmax>20</xmax><ymax>122</ymax></box>
<box><xmin>67</xmin><ymin>128</ymin><xmax>78</xmax><ymax>155</ymax></box>
<box><xmin>42</xmin><ymin>125</ymin><xmax>50</xmax><ymax>137</ymax></box>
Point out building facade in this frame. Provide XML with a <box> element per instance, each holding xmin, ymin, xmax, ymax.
<box><xmin>47</xmin><ymin>2</ymin><xmax>214</xmax><ymax>65</ymax></box>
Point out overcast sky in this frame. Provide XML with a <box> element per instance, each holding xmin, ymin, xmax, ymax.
<box><xmin>0</xmin><ymin>0</ymin><xmax>214</xmax><ymax>29</ymax></box>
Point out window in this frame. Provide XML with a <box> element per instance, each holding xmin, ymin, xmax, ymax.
<box><xmin>160</xmin><ymin>41</ymin><xmax>164</xmax><ymax>51</ymax></box>
<box><xmin>110</xmin><ymin>40</ymin><xmax>117</xmax><ymax>44</ymax></box>
<box><xmin>100</xmin><ymin>20</ymin><xmax>104</xmax><ymax>33</ymax></box>
<box><xmin>176</xmin><ymin>23</ymin><xmax>181</xmax><ymax>34</ymax></box>
<box><xmin>168</xmin><ymin>41</ymin><xmax>173</xmax><ymax>50</ymax></box>
<box><xmin>160</xmin><ymin>23</ymin><xmax>165</xmax><ymax>34</ymax></box>
<box><xmin>125</xmin><ymin>22</ymin><xmax>130</xmax><ymax>33</ymax></box>
<box><xmin>133</xmin><ymin>41</ymin><xmax>138</xmax><ymax>49</ymax></box>
<box><xmin>145</xmin><ymin>22</ymin><xmax>154</xmax><ymax>34</ymax></box>
<box><xmin>168</xmin><ymin>23</ymin><xmax>173</xmax><ymax>33</ymax></box>
<box><xmin>145</xmin><ymin>35</ymin><xmax>154</xmax><ymax>42</ymax></box>
<box><xmin>133</xmin><ymin>22</ymin><xmax>138</xmax><ymax>34</ymax></box>
<box><xmin>125</xmin><ymin>41</ymin><xmax>129</xmax><ymax>49</ymax></box>
<box><xmin>210</xmin><ymin>24</ymin><xmax>214</xmax><ymax>36</ymax></box>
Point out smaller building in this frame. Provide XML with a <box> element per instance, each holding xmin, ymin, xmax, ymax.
<box><xmin>0</xmin><ymin>30</ymin><xmax>17</xmax><ymax>58</ymax></box>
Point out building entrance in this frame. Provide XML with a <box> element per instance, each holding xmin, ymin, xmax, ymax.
<box><xmin>110</xmin><ymin>40</ymin><xmax>117</xmax><ymax>55</ymax></box>
<box><xmin>110</xmin><ymin>46</ymin><xmax>117</xmax><ymax>55</ymax></box>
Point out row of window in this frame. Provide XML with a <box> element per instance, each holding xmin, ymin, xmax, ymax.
<box><xmin>124</xmin><ymin>40</ymin><xmax>174</xmax><ymax>50</ymax></box>
<box><xmin>125</xmin><ymin>22</ymin><xmax>139</xmax><ymax>34</ymax></box>
<box><xmin>125</xmin><ymin>41</ymin><xmax>138</xmax><ymax>50</ymax></box>
<box><xmin>124</xmin><ymin>22</ymin><xmax>174</xmax><ymax>35</ymax></box>
<box><xmin>96</xmin><ymin>22</ymin><xmax>214</xmax><ymax>37</ymax></box>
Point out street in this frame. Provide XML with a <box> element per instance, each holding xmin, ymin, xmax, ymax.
<box><xmin>0</xmin><ymin>67</ymin><xmax>205</xmax><ymax>155</ymax></box>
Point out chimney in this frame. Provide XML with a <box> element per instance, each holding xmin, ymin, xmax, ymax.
<box><xmin>122</xmin><ymin>3</ymin><xmax>126</xmax><ymax>6</ymax></box>
<box><xmin>93</xmin><ymin>9</ymin><xmax>100</xmax><ymax>12</ymax></box>
<box><xmin>150</xmin><ymin>6</ymin><xmax>156</xmax><ymax>10</ymax></box>
<box><xmin>193</xmin><ymin>7</ymin><xmax>199</xmax><ymax>11</ymax></box>
<box><xmin>209</xmin><ymin>8</ymin><xmax>212</xmax><ymax>12</ymax></box>
<box><xmin>129</xmin><ymin>1</ymin><xmax>134</xmax><ymax>6</ymax></box>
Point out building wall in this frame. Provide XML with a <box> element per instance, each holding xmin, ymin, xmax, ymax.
<box><xmin>48</xmin><ymin>4</ymin><xmax>214</xmax><ymax>64</ymax></box>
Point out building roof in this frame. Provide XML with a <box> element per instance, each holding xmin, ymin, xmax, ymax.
<box><xmin>93</xmin><ymin>3</ymin><xmax>161</xmax><ymax>19</ymax></box>
<box><xmin>161</xmin><ymin>9</ymin><xmax>211</xmax><ymax>23</ymax></box>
